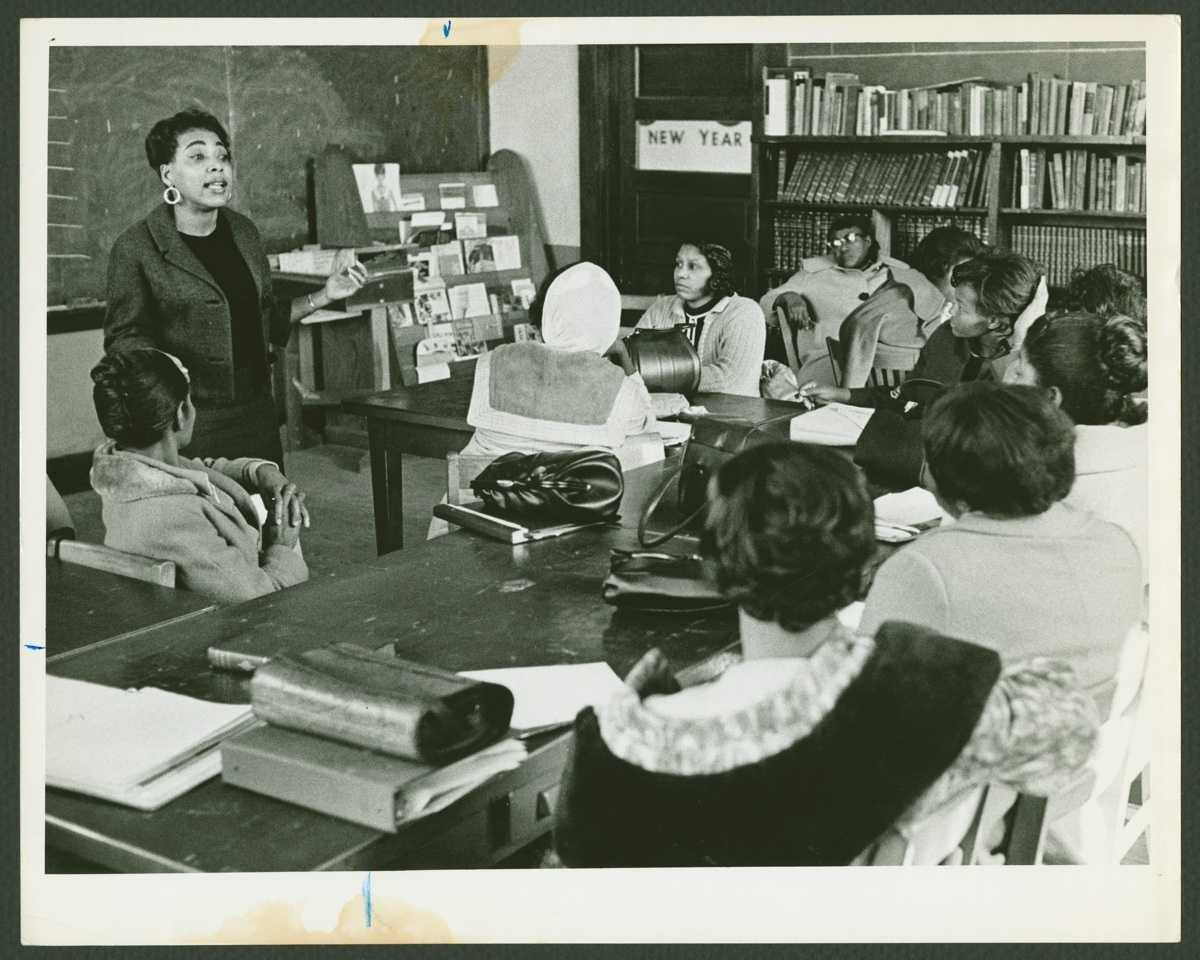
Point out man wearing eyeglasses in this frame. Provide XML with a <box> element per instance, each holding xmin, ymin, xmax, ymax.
<box><xmin>759</xmin><ymin>215</ymin><xmax>945</xmax><ymax>384</ymax></box>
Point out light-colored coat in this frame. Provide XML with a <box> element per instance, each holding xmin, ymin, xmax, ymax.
<box><xmin>90</xmin><ymin>442</ymin><xmax>308</xmax><ymax>604</ymax></box>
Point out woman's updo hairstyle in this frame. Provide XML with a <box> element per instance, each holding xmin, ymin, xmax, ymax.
<box><xmin>702</xmin><ymin>442</ymin><xmax>876</xmax><ymax>630</ymax></box>
<box><xmin>1022</xmin><ymin>311</ymin><xmax>1147</xmax><ymax>426</ymax></box>
<box><xmin>680</xmin><ymin>240</ymin><xmax>737</xmax><ymax>300</ymax></box>
<box><xmin>144</xmin><ymin>108</ymin><xmax>231</xmax><ymax>172</ymax></box>
<box><xmin>1063</xmin><ymin>263</ymin><xmax>1146</xmax><ymax>324</ymax></box>
<box><xmin>91</xmin><ymin>349</ymin><xmax>190</xmax><ymax>447</ymax></box>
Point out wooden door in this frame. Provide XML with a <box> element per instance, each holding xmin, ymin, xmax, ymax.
<box><xmin>581</xmin><ymin>45</ymin><xmax>761</xmax><ymax>297</ymax></box>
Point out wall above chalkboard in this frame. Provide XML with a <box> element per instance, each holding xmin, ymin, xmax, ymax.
<box><xmin>47</xmin><ymin>45</ymin><xmax>489</xmax><ymax>308</ymax></box>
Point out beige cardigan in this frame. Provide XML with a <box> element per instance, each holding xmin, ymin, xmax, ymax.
<box><xmin>90</xmin><ymin>442</ymin><xmax>308</xmax><ymax>604</ymax></box>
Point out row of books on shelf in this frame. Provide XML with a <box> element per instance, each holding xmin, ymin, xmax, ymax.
<box><xmin>764</xmin><ymin>69</ymin><xmax>1147</xmax><ymax>139</ymax></box>
<box><xmin>1010</xmin><ymin>224</ymin><xmax>1145</xmax><ymax>287</ymax></box>
<box><xmin>776</xmin><ymin>148</ymin><xmax>990</xmax><ymax>209</ymax></box>
<box><xmin>1011</xmin><ymin>148</ymin><xmax>1146</xmax><ymax>213</ymax></box>
<box><xmin>889</xmin><ymin>214</ymin><xmax>993</xmax><ymax>264</ymax></box>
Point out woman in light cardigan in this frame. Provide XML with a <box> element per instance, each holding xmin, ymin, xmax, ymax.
<box><xmin>462</xmin><ymin>261</ymin><xmax>655</xmax><ymax>457</ymax></box>
<box><xmin>1004</xmin><ymin>311</ymin><xmax>1148</xmax><ymax>583</ymax></box>
<box><xmin>634</xmin><ymin>241</ymin><xmax>766</xmax><ymax>397</ymax></box>
<box><xmin>89</xmin><ymin>348</ymin><xmax>309</xmax><ymax>604</ymax></box>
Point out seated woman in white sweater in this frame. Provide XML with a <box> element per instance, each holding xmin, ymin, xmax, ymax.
<box><xmin>1004</xmin><ymin>310</ymin><xmax>1148</xmax><ymax>583</ymax></box>
<box><xmin>88</xmin><ymin>348</ymin><xmax>309</xmax><ymax>603</ymax></box>
<box><xmin>634</xmin><ymin>240</ymin><xmax>766</xmax><ymax>397</ymax></box>
<box><xmin>861</xmin><ymin>382</ymin><xmax>1142</xmax><ymax>700</ymax></box>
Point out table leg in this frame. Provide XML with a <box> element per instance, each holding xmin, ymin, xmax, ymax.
<box><xmin>367</xmin><ymin>421</ymin><xmax>406</xmax><ymax>555</ymax></box>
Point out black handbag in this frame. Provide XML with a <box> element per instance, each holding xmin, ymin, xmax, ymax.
<box><xmin>852</xmin><ymin>377</ymin><xmax>945</xmax><ymax>490</ymax></box>
<box><xmin>637</xmin><ymin>415</ymin><xmax>783</xmax><ymax>548</ymax></box>
<box><xmin>626</xmin><ymin>327</ymin><xmax>702</xmax><ymax>398</ymax></box>
<box><xmin>470</xmin><ymin>448</ymin><xmax>624</xmax><ymax>523</ymax></box>
<box><xmin>601</xmin><ymin>549</ymin><xmax>732</xmax><ymax>613</ymax></box>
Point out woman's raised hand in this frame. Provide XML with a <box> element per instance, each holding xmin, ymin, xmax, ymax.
<box><xmin>324</xmin><ymin>248</ymin><xmax>368</xmax><ymax>301</ymax></box>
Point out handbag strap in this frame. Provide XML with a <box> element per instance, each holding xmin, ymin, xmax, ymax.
<box><xmin>636</xmin><ymin>466</ymin><xmax>707</xmax><ymax>548</ymax></box>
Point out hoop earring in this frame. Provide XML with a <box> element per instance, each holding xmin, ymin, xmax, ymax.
<box><xmin>163</xmin><ymin>186</ymin><xmax>181</xmax><ymax>206</ymax></box>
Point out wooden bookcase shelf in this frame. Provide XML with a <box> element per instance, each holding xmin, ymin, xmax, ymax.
<box><xmin>750</xmin><ymin>53</ymin><xmax>1147</xmax><ymax>292</ymax></box>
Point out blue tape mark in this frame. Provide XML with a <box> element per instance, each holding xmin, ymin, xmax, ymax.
<box><xmin>24</xmin><ymin>644</ymin><xmax>45</xmax><ymax>652</ymax></box>
<box><xmin>362</xmin><ymin>871</ymin><xmax>373</xmax><ymax>928</ymax></box>
<box><xmin>442</xmin><ymin>20</ymin><xmax>452</xmax><ymax>38</ymax></box>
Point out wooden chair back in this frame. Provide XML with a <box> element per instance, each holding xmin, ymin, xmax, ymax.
<box><xmin>774</xmin><ymin>305</ymin><xmax>804</xmax><ymax>382</ymax></box>
<box><xmin>47</xmin><ymin>538</ymin><xmax>177</xmax><ymax>589</ymax></box>
<box><xmin>999</xmin><ymin>624</ymin><xmax>1152</xmax><ymax>864</ymax></box>
<box><xmin>825</xmin><ymin>336</ymin><xmax>846</xmax><ymax>387</ymax></box>
<box><xmin>857</xmin><ymin>785</ymin><xmax>989</xmax><ymax>866</ymax></box>
<box><xmin>446</xmin><ymin>452</ymin><xmax>503</xmax><ymax>506</ymax></box>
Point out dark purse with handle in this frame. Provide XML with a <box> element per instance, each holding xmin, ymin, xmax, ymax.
<box><xmin>471</xmin><ymin>448</ymin><xmax>624</xmax><ymax>523</ymax></box>
<box><xmin>637</xmin><ymin>415</ymin><xmax>781</xmax><ymax>548</ymax></box>
<box><xmin>852</xmin><ymin>377</ymin><xmax>946</xmax><ymax>490</ymax></box>
<box><xmin>601</xmin><ymin>549</ymin><xmax>732</xmax><ymax>613</ymax></box>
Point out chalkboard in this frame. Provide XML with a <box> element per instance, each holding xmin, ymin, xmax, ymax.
<box><xmin>47</xmin><ymin>45</ymin><xmax>489</xmax><ymax>307</ymax></box>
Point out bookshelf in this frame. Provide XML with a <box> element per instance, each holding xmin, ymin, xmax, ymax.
<box><xmin>753</xmin><ymin>63</ymin><xmax>1147</xmax><ymax>294</ymax></box>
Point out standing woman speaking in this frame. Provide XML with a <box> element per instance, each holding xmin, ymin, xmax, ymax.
<box><xmin>104</xmin><ymin>107</ymin><xmax>367</xmax><ymax>463</ymax></box>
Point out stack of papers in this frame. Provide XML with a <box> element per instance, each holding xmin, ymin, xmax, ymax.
<box><xmin>789</xmin><ymin>403</ymin><xmax>875</xmax><ymax>446</ymax></box>
<box><xmin>458</xmin><ymin>663</ymin><xmax>626</xmax><ymax>735</ymax></box>
<box><xmin>47</xmin><ymin>677</ymin><xmax>256</xmax><ymax>810</ymax></box>
<box><xmin>872</xmin><ymin>487</ymin><xmax>947</xmax><ymax>542</ymax></box>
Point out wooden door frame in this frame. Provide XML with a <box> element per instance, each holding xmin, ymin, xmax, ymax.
<box><xmin>578</xmin><ymin>46</ymin><xmax>622</xmax><ymax>279</ymax></box>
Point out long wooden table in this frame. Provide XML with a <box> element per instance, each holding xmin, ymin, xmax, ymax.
<box><xmin>344</xmin><ymin>372</ymin><xmax>803</xmax><ymax>554</ymax></box>
<box><xmin>45</xmin><ymin>460</ymin><xmax>743</xmax><ymax>873</ymax></box>
<box><xmin>45</xmin><ymin>557</ymin><xmax>215</xmax><ymax>658</ymax></box>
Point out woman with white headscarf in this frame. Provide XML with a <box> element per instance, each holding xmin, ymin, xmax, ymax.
<box><xmin>462</xmin><ymin>262</ymin><xmax>656</xmax><ymax>457</ymax></box>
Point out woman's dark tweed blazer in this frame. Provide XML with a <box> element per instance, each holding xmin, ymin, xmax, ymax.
<box><xmin>103</xmin><ymin>202</ymin><xmax>291</xmax><ymax>405</ymax></box>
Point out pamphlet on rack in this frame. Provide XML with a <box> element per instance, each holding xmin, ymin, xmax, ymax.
<box><xmin>454</xmin><ymin>212</ymin><xmax>488</xmax><ymax>239</ymax></box>
<box><xmin>438</xmin><ymin>182</ymin><xmax>468</xmax><ymax>209</ymax></box>
<box><xmin>431</xmin><ymin>241</ymin><xmax>466</xmax><ymax>277</ymax></box>
<box><xmin>448</xmin><ymin>282</ymin><xmax>491</xmax><ymax>319</ymax></box>
<box><xmin>471</xmin><ymin>183</ymin><xmax>499</xmax><ymax>207</ymax></box>
<box><xmin>488</xmin><ymin>235</ymin><xmax>522</xmax><ymax>271</ymax></box>
<box><xmin>462</xmin><ymin>238</ymin><xmax>497</xmax><ymax>273</ymax></box>
<box><xmin>511</xmin><ymin>277</ymin><xmax>537</xmax><ymax>309</ymax></box>
<box><xmin>414</xmin><ymin>285</ymin><xmax>452</xmax><ymax>325</ymax></box>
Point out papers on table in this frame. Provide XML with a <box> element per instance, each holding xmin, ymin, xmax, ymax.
<box><xmin>458</xmin><ymin>662</ymin><xmax>626</xmax><ymax>735</ymax></box>
<box><xmin>47</xmin><ymin>677</ymin><xmax>256</xmax><ymax>810</ymax></box>
<box><xmin>654</xmin><ymin>420</ymin><xmax>692</xmax><ymax>447</ymax></box>
<box><xmin>789</xmin><ymin>403</ymin><xmax>875</xmax><ymax>445</ymax></box>
<box><xmin>650</xmin><ymin>392</ymin><xmax>690</xmax><ymax>420</ymax></box>
<box><xmin>872</xmin><ymin>487</ymin><xmax>947</xmax><ymax>543</ymax></box>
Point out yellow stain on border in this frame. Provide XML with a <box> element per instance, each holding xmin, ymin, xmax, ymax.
<box><xmin>418</xmin><ymin>19</ymin><xmax>526</xmax><ymax>87</ymax></box>
<box><xmin>201</xmin><ymin>895</ymin><xmax>455</xmax><ymax>944</ymax></box>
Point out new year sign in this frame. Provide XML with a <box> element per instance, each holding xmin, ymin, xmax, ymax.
<box><xmin>635</xmin><ymin>120</ymin><xmax>753</xmax><ymax>174</ymax></box>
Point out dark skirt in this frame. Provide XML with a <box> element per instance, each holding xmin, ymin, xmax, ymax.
<box><xmin>182</xmin><ymin>370</ymin><xmax>283</xmax><ymax>465</ymax></box>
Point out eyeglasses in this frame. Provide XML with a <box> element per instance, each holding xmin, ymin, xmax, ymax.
<box><xmin>827</xmin><ymin>232</ymin><xmax>867</xmax><ymax>249</ymax></box>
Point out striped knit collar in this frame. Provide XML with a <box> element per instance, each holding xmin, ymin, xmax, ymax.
<box><xmin>596</xmin><ymin>627</ymin><xmax>875</xmax><ymax>776</ymax></box>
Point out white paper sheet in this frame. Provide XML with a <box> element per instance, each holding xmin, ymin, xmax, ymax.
<box><xmin>873</xmin><ymin>486</ymin><xmax>947</xmax><ymax>527</ymax></box>
<box><xmin>458</xmin><ymin>663</ymin><xmax>626</xmax><ymax>732</ymax></box>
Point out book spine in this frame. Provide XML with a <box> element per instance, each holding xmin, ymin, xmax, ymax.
<box><xmin>221</xmin><ymin>733</ymin><xmax>401</xmax><ymax>833</ymax></box>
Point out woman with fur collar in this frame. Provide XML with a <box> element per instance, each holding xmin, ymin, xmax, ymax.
<box><xmin>88</xmin><ymin>348</ymin><xmax>309</xmax><ymax>604</ymax></box>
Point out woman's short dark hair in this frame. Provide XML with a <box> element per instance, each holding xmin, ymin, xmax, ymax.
<box><xmin>1023</xmin><ymin>311</ymin><xmax>1148</xmax><ymax>426</ymax></box>
<box><xmin>144</xmin><ymin>108</ymin><xmax>230</xmax><ymax>172</ymax></box>
<box><xmin>91</xmin><ymin>349</ymin><xmax>190</xmax><ymax>447</ymax></box>
<box><xmin>1063</xmin><ymin>263</ymin><xmax>1146</xmax><ymax>324</ymax></box>
<box><xmin>702</xmin><ymin>443</ymin><xmax>876</xmax><ymax>630</ymax></box>
<box><xmin>923</xmin><ymin>382</ymin><xmax>1075</xmax><ymax>518</ymax></box>
<box><xmin>907</xmin><ymin>226</ymin><xmax>987</xmax><ymax>285</ymax></box>
<box><xmin>679</xmin><ymin>241</ymin><xmax>737</xmax><ymax>300</ymax></box>
<box><xmin>951</xmin><ymin>250</ymin><xmax>1041</xmax><ymax>327</ymax></box>
<box><xmin>827</xmin><ymin>214</ymin><xmax>880</xmax><ymax>264</ymax></box>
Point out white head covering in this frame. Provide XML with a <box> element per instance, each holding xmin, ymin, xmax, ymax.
<box><xmin>540</xmin><ymin>262</ymin><xmax>621</xmax><ymax>355</ymax></box>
